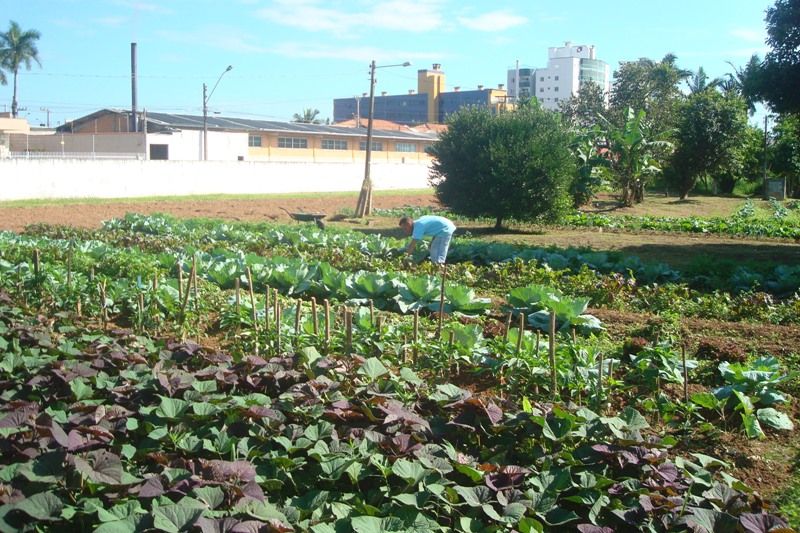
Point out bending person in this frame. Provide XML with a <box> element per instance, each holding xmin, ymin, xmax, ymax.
<box><xmin>398</xmin><ymin>215</ymin><xmax>456</xmax><ymax>265</ymax></box>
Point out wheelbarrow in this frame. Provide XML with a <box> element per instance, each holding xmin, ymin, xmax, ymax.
<box><xmin>280</xmin><ymin>207</ymin><xmax>327</xmax><ymax>229</ymax></box>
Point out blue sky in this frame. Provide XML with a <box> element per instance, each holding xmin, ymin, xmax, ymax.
<box><xmin>0</xmin><ymin>0</ymin><xmax>774</xmax><ymax>127</ymax></box>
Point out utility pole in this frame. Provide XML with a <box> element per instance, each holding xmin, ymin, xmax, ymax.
<box><xmin>39</xmin><ymin>107</ymin><xmax>51</xmax><ymax>128</ymax></box>
<box><xmin>202</xmin><ymin>65</ymin><xmax>233</xmax><ymax>161</ymax></box>
<box><xmin>763</xmin><ymin>114</ymin><xmax>768</xmax><ymax>198</ymax></box>
<box><xmin>355</xmin><ymin>60</ymin><xmax>410</xmax><ymax>218</ymax></box>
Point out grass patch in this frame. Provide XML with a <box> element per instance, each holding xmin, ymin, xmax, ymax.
<box><xmin>0</xmin><ymin>188</ymin><xmax>435</xmax><ymax>208</ymax></box>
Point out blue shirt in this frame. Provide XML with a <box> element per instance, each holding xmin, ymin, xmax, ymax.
<box><xmin>412</xmin><ymin>215</ymin><xmax>456</xmax><ymax>240</ymax></box>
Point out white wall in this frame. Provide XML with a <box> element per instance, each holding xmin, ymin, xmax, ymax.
<box><xmin>148</xmin><ymin>130</ymin><xmax>248</xmax><ymax>161</ymax></box>
<box><xmin>0</xmin><ymin>159</ymin><xmax>432</xmax><ymax>200</ymax></box>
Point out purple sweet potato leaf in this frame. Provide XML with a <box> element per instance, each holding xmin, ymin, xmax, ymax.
<box><xmin>138</xmin><ymin>476</ymin><xmax>166</xmax><ymax>498</ymax></box>
<box><xmin>0</xmin><ymin>402</ymin><xmax>39</xmax><ymax>429</ymax></box>
<box><xmin>73</xmin><ymin>450</ymin><xmax>124</xmax><ymax>485</ymax></box>
<box><xmin>202</xmin><ymin>460</ymin><xmax>257</xmax><ymax>484</ymax></box>
<box><xmin>738</xmin><ymin>513</ymin><xmax>790</xmax><ymax>533</ymax></box>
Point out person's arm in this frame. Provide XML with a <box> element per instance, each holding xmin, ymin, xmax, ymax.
<box><xmin>405</xmin><ymin>239</ymin><xmax>417</xmax><ymax>255</ymax></box>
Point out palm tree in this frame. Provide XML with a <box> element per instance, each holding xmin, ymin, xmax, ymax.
<box><xmin>292</xmin><ymin>108</ymin><xmax>321</xmax><ymax>124</ymax></box>
<box><xmin>685</xmin><ymin>66</ymin><xmax>721</xmax><ymax>94</ymax></box>
<box><xmin>724</xmin><ymin>55</ymin><xmax>762</xmax><ymax>115</ymax></box>
<box><xmin>0</xmin><ymin>21</ymin><xmax>42</xmax><ymax>118</ymax></box>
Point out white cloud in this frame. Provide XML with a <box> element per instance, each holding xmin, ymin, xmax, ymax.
<box><xmin>457</xmin><ymin>10</ymin><xmax>528</xmax><ymax>32</ymax></box>
<box><xmin>256</xmin><ymin>0</ymin><xmax>445</xmax><ymax>35</ymax></box>
<box><xmin>158</xmin><ymin>28</ymin><xmax>268</xmax><ymax>54</ymax></box>
<box><xmin>111</xmin><ymin>0</ymin><xmax>171</xmax><ymax>14</ymax></box>
<box><xmin>272</xmin><ymin>41</ymin><xmax>443</xmax><ymax>63</ymax></box>
<box><xmin>93</xmin><ymin>16</ymin><xmax>127</xmax><ymax>27</ymax></box>
<box><xmin>730</xmin><ymin>28</ymin><xmax>765</xmax><ymax>43</ymax></box>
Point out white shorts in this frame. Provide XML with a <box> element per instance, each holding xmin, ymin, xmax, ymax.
<box><xmin>429</xmin><ymin>231</ymin><xmax>453</xmax><ymax>264</ymax></box>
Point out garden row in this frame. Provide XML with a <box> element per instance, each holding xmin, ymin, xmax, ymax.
<box><xmin>0</xmin><ymin>289</ymin><xmax>793</xmax><ymax>531</ymax></box>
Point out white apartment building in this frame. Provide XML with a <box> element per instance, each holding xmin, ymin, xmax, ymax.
<box><xmin>507</xmin><ymin>42</ymin><xmax>611</xmax><ymax>110</ymax></box>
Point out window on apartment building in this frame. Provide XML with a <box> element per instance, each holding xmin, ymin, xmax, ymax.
<box><xmin>539</xmin><ymin>88</ymin><xmax>544</xmax><ymax>93</ymax></box>
<box><xmin>554</xmin><ymin>75</ymin><xmax>559</xmax><ymax>81</ymax></box>
<box><xmin>278</xmin><ymin>137</ymin><xmax>308</xmax><ymax>149</ymax></box>
<box><xmin>395</xmin><ymin>142</ymin><xmax>416</xmax><ymax>152</ymax></box>
<box><xmin>539</xmin><ymin>76</ymin><xmax>544</xmax><ymax>81</ymax></box>
<box><xmin>248</xmin><ymin>134</ymin><xmax>262</xmax><ymax>147</ymax></box>
<box><xmin>321</xmin><ymin>139</ymin><xmax>348</xmax><ymax>150</ymax></box>
<box><xmin>554</xmin><ymin>86</ymin><xmax>559</xmax><ymax>92</ymax></box>
<box><xmin>359</xmin><ymin>141</ymin><xmax>383</xmax><ymax>151</ymax></box>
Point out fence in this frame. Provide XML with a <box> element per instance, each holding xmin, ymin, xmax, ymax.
<box><xmin>8</xmin><ymin>151</ymin><xmax>143</xmax><ymax>160</ymax></box>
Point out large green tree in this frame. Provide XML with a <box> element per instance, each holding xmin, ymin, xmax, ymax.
<box><xmin>609</xmin><ymin>54</ymin><xmax>690</xmax><ymax>136</ymax></box>
<box><xmin>757</xmin><ymin>0</ymin><xmax>800</xmax><ymax>114</ymax></box>
<box><xmin>665</xmin><ymin>91</ymin><xmax>749</xmax><ymax>199</ymax></box>
<box><xmin>429</xmin><ymin>104</ymin><xmax>575</xmax><ymax>229</ymax></box>
<box><xmin>770</xmin><ymin>114</ymin><xmax>800</xmax><ymax>196</ymax></box>
<box><xmin>558</xmin><ymin>81</ymin><xmax>606</xmax><ymax>129</ymax></box>
<box><xmin>0</xmin><ymin>20</ymin><xmax>41</xmax><ymax>118</ymax></box>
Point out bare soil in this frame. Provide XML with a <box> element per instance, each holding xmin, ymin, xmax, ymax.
<box><xmin>0</xmin><ymin>192</ymin><xmax>441</xmax><ymax>233</ymax></box>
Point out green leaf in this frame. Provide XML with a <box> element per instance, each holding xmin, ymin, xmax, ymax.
<box><xmin>741</xmin><ymin>412</ymin><xmax>765</xmax><ymax>439</ymax></box>
<box><xmin>691</xmin><ymin>392</ymin><xmax>720</xmax><ymax>409</ymax></box>
<box><xmin>454</xmin><ymin>485</ymin><xmax>492</xmax><ymax>507</ymax></box>
<box><xmin>351</xmin><ymin>516</ymin><xmax>405</xmax><ymax>532</ymax></box>
<box><xmin>70</xmin><ymin>378</ymin><xmax>94</xmax><ymax>401</ymax></box>
<box><xmin>74</xmin><ymin>450</ymin><xmax>124</xmax><ymax>485</ymax></box>
<box><xmin>192</xmin><ymin>486</ymin><xmax>225</xmax><ymax>510</ymax></box>
<box><xmin>757</xmin><ymin>408</ymin><xmax>794</xmax><ymax>431</ymax></box>
<box><xmin>191</xmin><ymin>380</ymin><xmax>217</xmax><ymax>393</ymax></box>
<box><xmin>453</xmin><ymin>463</ymin><xmax>484</xmax><ymax>483</ymax></box>
<box><xmin>358</xmin><ymin>357</ymin><xmax>389</xmax><ymax>381</ymax></box>
<box><xmin>155</xmin><ymin>396</ymin><xmax>189</xmax><ymax>419</ymax></box>
<box><xmin>14</xmin><ymin>492</ymin><xmax>64</xmax><ymax>520</ymax></box>
<box><xmin>94</xmin><ymin>517</ymin><xmax>146</xmax><ymax>533</ymax></box>
<box><xmin>151</xmin><ymin>501</ymin><xmax>204</xmax><ymax>533</ymax></box>
<box><xmin>391</xmin><ymin>459</ymin><xmax>428</xmax><ymax>485</ymax></box>
<box><xmin>459</xmin><ymin>517</ymin><xmax>487</xmax><ymax>532</ymax></box>
<box><xmin>619</xmin><ymin>407</ymin><xmax>649</xmax><ymax>430</ymax></box>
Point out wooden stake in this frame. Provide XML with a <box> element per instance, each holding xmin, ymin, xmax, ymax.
<box><xmin>413</xmin><ymin>310</ymin><xmax>420</xmax><ymax>361</ymax></box>
<box><xmin>66</xmin><ymin>248</ymin><xmax>73</xmax><ymax>290</ymax></box>
<box><xmin>516</xmin><ymin>313</ymin><xmax>524</xmax><ymax>355</ymax></box>
<box><xmin>33</xmin><ymin>249</ymin><xmax>40</xmax><ymax>279</ymax></box>
<box><xmin>76</xmin><ymin>298</ymin><xmax>82</xmax><ymax>317</ymax></box>
<box><xmin>535</xmin><ymin>330</ymin><xmax>541</xmax><ymax>357</ymax></box>
<box><xmin>246</xmin><ymin>268</ymin><xmax>259</xmax><ymax>355</ymax></box>
<box><xmin>369</xmin><ymin>299</ymin><xmax>374</xmax><ymax>326</ymax></box>
<box><xmin>503</xmin><ymin>312</ymin><xmax>512</xmax><ymax>343</ymax></box>
<box><xmin>178</xmin><ymin>261</ymin><xmax>184</xmax><ymax>302</ymax></box>
<box><xmin>234</xmin><ymin>277</ymin><xmax>241</xmax><ymax>316</ymax></box>
<box><xmin>311</xmin><ymin>297</ymin><xmax>318</xmax><ymax>336</ymax></box>
<box><xmin>152</xmin><ymin>272</ymin><xmax>157</xmax><ymax>291</ymax></box>
<box><xmin>324</xmin><ymin>299</ymin><xmax>331</xmax><ymax>349</ymax></box>
<box><xmin>192</xmin><ymin>258</ymin><xmax>199</xmax><ymax>318</ymax></box>
<box><xmin>138</xmin><ymin>293</ymin><xmax>144</xmax><ymax>330</ymax></box>
<box><xmin>436</xmin><ymin>263</ymin><xmax>447</xmax><ymax>337</ymax></box>
<box><xmin>345</xmin><ymin>308</ymin><xmax>353</xmax><ymax>354</ymax></box>
<box><xmin>180</xmin><ymin>260</ymin><xmax>196</xmax><ymax>322</ymax></box>
<box><xmin>597</xmin><ymin>350</ymin><xmax>604</xmax><ymax>412</ymax></box>
<box><xmin>275</xmin><ymin>304</ymin><xmax>282</xmax><ymax>355</ymax></box>
<box><xmin>295</xmin><ymin>299</ymin><xmax>302</xmax><ymax>347</ymax></box>
<box><xmin>99</xmin><ymin>281</ymin><xmax>107</xmax><ymax>328</ymax></box>
<box><xmin>682</xmin><ymin>344</ymin><xmax>689</xmax><ymax>403</ymax></box>
<box><xmin>376</xmin><ymin>316</ymin><xmax>383</xmax><ymax>340</ymax></box>
<box><xmin>549</xmin><ymin>311</ymin><xmax>557</xmax><ymax>399</ymax></box>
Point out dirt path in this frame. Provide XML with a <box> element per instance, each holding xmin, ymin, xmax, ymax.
<box><xmin>0</xmin><ymin>193</ymin><xmax>440</xmax><ymax>233</ymax></box>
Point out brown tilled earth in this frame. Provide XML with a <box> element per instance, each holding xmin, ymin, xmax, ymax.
<box><xmin>0</xmin><ymin>193</ymin><xmax>440</xmax><ymax>233</ymax></box>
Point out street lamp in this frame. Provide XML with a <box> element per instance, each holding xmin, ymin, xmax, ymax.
<box><xmin>355</xmin><ymin>60</ymin><xmax>411</xmax><ymax>217</ymax></box>
<box><xmin>202</xmin><ymin>65</ymin><xmax>233</xmax><ymax>161</ymax></box>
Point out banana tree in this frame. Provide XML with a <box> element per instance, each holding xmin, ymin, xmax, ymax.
<box><xmin>597</xmin><ymin>108</ymin><xmax>672</xmax><ymax>206</ymax></box>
